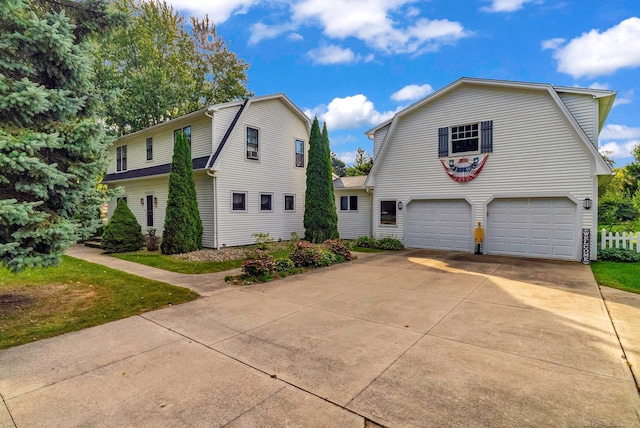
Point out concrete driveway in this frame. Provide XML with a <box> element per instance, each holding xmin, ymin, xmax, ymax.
<box><xmin>1</xmin><ymin>250</ymin><xmax>639</xmax><ymax>427</ymax></box>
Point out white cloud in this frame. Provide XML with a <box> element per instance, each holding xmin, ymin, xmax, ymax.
<box><xmin>291</xmin><ymin>0</ymin><xmax>469</xmax><ymax>54</ymax></box>
<box><xmin>287</xmin><ymin>33</ymin><xmax>304</xmax><ymax>41</ymax></box>
<box><xmin>599</xmin><ymin>140</ymin><xmax>638</xmax><ymax>161</ymax></box>
<box><xmin>305</xmin><ymin>94</ymin><xmax>396</xmax><ymax>129</ymax></box>
<box><xmin>168</xmin><ymin>0</ymin><xmax>258</xmax><ymax>23</ymax></box>
<box><xmin>336</xmin><ymin>150</ymin><xmax>358</xmax><ymax>164</ymax></box>
<box><xmin>600</xmin><ymin>124</ymin><xmax>640</xmax><ymax>140</ymax></box>
<box><xmin>588</xmin><ymin>82</ymin><xmax>609</xmax><ymax>90</ymax></box>
<box><xmin>546</xmin><ymin>17</ymin><xmax>640</xmax><ymax>78</ymax></box>
<box><xmin>481</xmin><ymin>0</ymin><xmax>536</xmax><ymax>13</ymax></box>
<box><xmin>541</xmin><ymin>38</ymin><xmax>565</xmax><ymax>50</ymax></box>
<box><xmin>613</xmin><ymin>89</ymin><xmax>634</xmax><ymax>107</ymax></box>
<box><xmin>249</xmin><ymin>22</ymin><xmax>296</xmax><ymax>45</ymax></box>
<box><xmin>307</xmin><ymin>44</ymin><xmax>357</xmax><ymax>65</ymax></box>
<box><xmin>391</xmin><ymin>83</ymin><xmax>434</xmax><ymax>102</ymax></box>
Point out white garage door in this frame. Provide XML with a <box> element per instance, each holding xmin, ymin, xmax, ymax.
<box><xmin>407</xmin><ymin>200</ymin><xmax>472</xmax><ymax>251</ymax></box>
<box><xmin>487</xmin><ymin>198</ymin><xmax>577</xmax><ymax>260</ymax></box>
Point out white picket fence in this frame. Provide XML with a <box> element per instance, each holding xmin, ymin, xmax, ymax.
<box><xmin>601</xmin><ymin>229</ymin><xmax>640</xmax><ymax>252</ymax></box>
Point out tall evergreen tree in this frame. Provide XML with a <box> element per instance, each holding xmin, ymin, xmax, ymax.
<box><xmin>331</xmin><ymin>152</ymin><xmax>347</xmax><ymax>177</ymax></box>
<box><xmin>161</xmin><ymin>131</ymin><xmax>203</xmax><ymax>254</ymax></box>
<box><xmin>345</xmin><ymin>147</ymin><xmax>374</xmax><ymax>176</ymax></box>
<box><xmin>0</xmin><ymin>0</ymin><xmax>119</xmax><ymax>272</ymax></box>
<box><xmin>304</xmin><ymin>118</ymin><xmax>339</xmax><ymax>243</ymax></box>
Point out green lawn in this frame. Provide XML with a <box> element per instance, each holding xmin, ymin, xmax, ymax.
<box><xmin>112</xmin><ymin>248</ymin><xmax>291</xmax><ymax>274</ymax></box>
<box><xmin>0</xmin><ymin>256</ymin><xmax>198</xmax><ymax>349</ymax></box>
<box><xmin>591</xmin><ymin>261</ymin><xmax>640</xmax><ymax>294</ymax></box>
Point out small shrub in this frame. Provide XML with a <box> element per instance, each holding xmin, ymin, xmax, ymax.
<box><xmin>316</xmin><ymin>250</ymin><xmax>338</xmax><ymax>266</ymax></box>
<box><xmin>353</xmin><ymin>236</ymin><xmax>377</xmax><ymax>248</ymax></box>
<box><xmin>290</xmin><ymin>241</ymin><xmax>323</xmax><ymax>267</ymax></box>
<box><xmin>274</xmin><ymin>258</ymin><xmax>295</xmax><ymax>272</ymax></box>
<box><xmin>101</xmin><ymin>199</ymin><xmax>145</xmax><ymax>254</ymax></box>
<box><xmin>323</xmin><ymin>239</ymin><xmax>352</xmax><ymax>261</ymax></box>
<box><xmin>253</xmin><ymin>232</ymin><xmax>274</xmax><ymax>250</ymax></box>
<box><xmin>598</xmin><ymin>248</ymin><xmax>640</xmax><ymax>263</ymax></box>
<box><xmin>145</xmin><ymin>228</ymin><xmax>159</xmax><ymax>251</ymax></box>
<box><xmin>241</xmin><ymin>249</ymin><xmax>276</xmax><ymax>277</ymax></box>
<box><xmin>376</xmin><ymin>237</ymin><xmax>404</xmax><ymax>250</ymax></box>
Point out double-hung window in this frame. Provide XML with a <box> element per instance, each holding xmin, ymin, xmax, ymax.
<box><xmin>260</xmin><ymin>193</ymin><xmax>273</xmax><ymax>212</ymax></box>
<box><xmin>340</xmin><ymin>195</ymin><xmax>358</xmax><ymax>211</ymax></box>
<box><xmin>380</xmin><ymin>200</ymin><xmax>397</xmax><ymax>225</ymax></box>
<box><xmin>146</xmin><ymin>137</ymin><xmax>153</xmax><ymax>160</ymax></box>
<box><xmin>284</xmin><ymin>194</ymin><xmax>295</xmax><ymax>211</ymax></box>
<box><xmin>116</xmin><ymin>145</ymin><xmax>127</xmax><ymax>171</ymax></box>
<box><xmin>232</xmin><ymin>192</ymin><xmax>247</xmax><ymax>211</ymax></box>
<box><xmin>247</xmin><ymin>127</ymin><xmax>259</xmax><ymax>160</ymax></box>
<box><xmin>438</xmin><ymin>121</ymin><xmax>493</xmax><ymax>157</ymax></box>
<box><xmin>295</xmin><ymin>139</ymin><xmax>304</xmax><ymax>167</ymax></box>
<box><xmin>174</xmin><ymin>126</ymin><xmax>191</xmax><ymax>146</ymax></box>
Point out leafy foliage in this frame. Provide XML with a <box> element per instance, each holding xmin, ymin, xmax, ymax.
<box><xmin>253</xmin><ymin>232</ymin><xmax>274</xmax><ymax>250</ymax></box>
<box><xmin>101</xmin><ymin>199</ymin><xmax>144</xmax><ymax>253</ymax></box>
<box><xmin>597</xmin><ymin>248</ymin><xmax>640</xmax><ymax>263</ymax></box>
<box><xmin>352</xmin><ymin>236</ymin><xmax>404</xmax><ymax>251</ymax></box>
<box><xmin>331</xmin><ymin>152</ymin><xmax>346</xmax><ymax>177</ymax></box>
<box><xmin>95</xmin><ymin>0</ymin><xmax>251</xmax><ymax>134</ymax></box>
<box><xmin>0</xmin><ymin>0</ymin><xmax>120</xmax><ymax>272</ymax></box>
<box><xmin>145</xmin><ymin>228</ymin><xmax>159</xmax><ymax>251</ymax></box>
<box><xmin>353</xmin><ymin>236</ymin><xmax>378</xmax><ymax>248</ymax></box>
<box><xmin>345</xmin><ymin>147</ymin><xmax>373</xmax><ymax>176</ymax></box>
<box><xmin>161</xmin><ymin>131</ymin><xmax>203</xmax><ymax>254</ymax></box>
<box><xmin>323</xmin><ymin>239</ymin><xmax>352</xmax><ymax>261</ymax></box>
<box><xmin>290</xmin><ymin>241</ymin><xmax>323</xmax><ymax>267</ymax></box>
<box><xmin>274</xmin><ymin>258</ymin><xmax>295</xmax><ymax>272</ymax></box>
<box><xmin>304</xmin><ymin>118</ymin><xmax>339</xmax><ymax>243</ymax></box>
<box><xmin>241</xmin><ymin>249</ymin><xmax>276</xmax><ymax>277</ymax></box>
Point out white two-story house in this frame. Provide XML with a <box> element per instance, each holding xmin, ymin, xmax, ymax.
<box><xmin>362</xmin><ymin>78</ymin><xmax>615</xmax><ymax>261</ymax></box>
<box><xmin>102</xmin><ymin>94</ymin><xmax>310</xmax><ymax>248</ymax></box>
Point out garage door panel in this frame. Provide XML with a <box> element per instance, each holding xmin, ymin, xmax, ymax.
<box><xmin>407</xmin><ymin>200</ymin><xmax>471</xmax><ymax>251</ymax></box>
<box><xmin>487</xmin><ymin>198</ymin><xmax>576</xmax><ymax>260</ymax></box>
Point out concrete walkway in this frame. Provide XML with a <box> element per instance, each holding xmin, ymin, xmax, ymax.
<box><xmin>1</xmin><ymin>249</ymin><xmax>639</xmax><ymax>427</ymax></box>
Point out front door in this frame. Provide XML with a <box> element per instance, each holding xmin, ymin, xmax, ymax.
<box><xmin>146</xmin><ymin>195</ymin><xmax>154</xmax><ymax>227</ymax></box>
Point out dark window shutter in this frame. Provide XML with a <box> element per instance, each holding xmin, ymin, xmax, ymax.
<box><xmin>438</xmin><ymin>127</ymin><xmax>449</xmax><ymax>157</ymax></box>
<box><xmin>481</xmin><ymin>120</ymin><xmax>493</xmax><ymax>153</ymax></box>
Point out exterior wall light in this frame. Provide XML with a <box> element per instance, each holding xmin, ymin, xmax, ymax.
<box><xmin>583</xmin><ymin>198</ymin><xmax>592</xmax><ymax>210</ymax></box>
<box><xmin>398</xmin><ymin>201</ymin><xmax>403</xmax><ymax>210</ymax></box>
<box><xmin>140</xmin><ymin>197</ymin><xmax>144</xmax><ymax>205</ymax></box>
<box><xmin>154</xmin><ymin>197</ymin><xmax>158</xmax><ymax>207</ymax></box>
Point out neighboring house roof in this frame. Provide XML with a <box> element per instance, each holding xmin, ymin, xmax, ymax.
<box><xmin>333</xmin><ymin>175</ymin><xmax>368</xmax><ymax>189</ymax></box>
<box><xmin>364</xmin><ymin>77</ymin><xmax>615</xmax><ymax>187</ymax></box>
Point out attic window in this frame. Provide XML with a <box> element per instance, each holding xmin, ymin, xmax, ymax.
<box><xmin>247</xmin><ymin>127</ymin><xmax>259</xmax><ymax>160</ymax></box>
<box><xmin>451</xmin><ymin>123</ymin><xmax>479</xmax><ymax>153</ymax></box>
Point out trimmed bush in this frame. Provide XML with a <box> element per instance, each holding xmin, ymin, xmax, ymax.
<box><xmin>598</xmin><ymin>248</ymin><xmax>640</xmax><ymax>263</ymax></box>
<box><xmin>241</xmin><ymin>249</ymin><xmax>276</xmax><ymax>277</ymax></box>
<box><xmin>145</xmin><ymin>228</ymin><xmax>159</xmax><ymax>251</ymax></box>
<box><xmin>290</xmin><ymin>241</ymin><xmax>323</xmax><ymax>267</ymax></box>
<box><xmin>101</xmin><ymin>200</ymin><xmax>144</xmax><ymax>254</ymax></box>
<box><xmin>376</xmin><ymin>237</ymin><xmax>404</xmax><ymax>250</ymax></box>
<box><xmin>274</xmin><ymin>258</ymin><xmax>295</xmax><ymax>272</ymax></box>
<box><xmin>353</xmin><ymin>236</ymin><xmax>377</xmax><ymax>248</ymax></box>
<box><xmin>323</xmin><ymin>239</ymin><xmax>352</xmax><ymax>261</ymax></box>
<box><xmin>316</xmin><ymin>250</ymin><xmax>338</xmax><ymax>266</ymax></box>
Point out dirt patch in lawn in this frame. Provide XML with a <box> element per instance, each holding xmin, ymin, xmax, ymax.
<box><xmin>0</xmin><ymin>293</ymin><xmax>35</xmax><ymax>318</ymax></box>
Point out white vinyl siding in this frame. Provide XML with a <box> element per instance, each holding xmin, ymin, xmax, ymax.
<box><xmin>406</xmin><ymin>200</ymin><xmax>472</xmax><ymax>251</ymax></box>
<box><xmin>106</xmin><ymin>172</ymin><xmax>215</xmax><ymax>248</ymax></box>
<box><xmin>371</xmin><ymin>84</ymin><xmax>595</xmax><ymax>260</ymax></box>
<box><xmin>558</xmin><ymin>92</ymin><xmax>596</xmax><ymax>146</ymax></box>
<box><xmin>215</xmin><ymin>98</ymin><xmax>308</xmax><ymax>247</ymax></box>
<box><xmin>373</xmin><ymin>124</ymin><xmax>390</xmax><ymax>160</ymax></box>
<box><xmin>106</xmin><ymin>114</ymin><xmax>212</xmax><ymax>175</ymax></box>
<box><xmin>335</xmin><ymin>189</ymin><xmax>371</xmax><ymax>239</ymax></box>
<box><xmin>486</xmin><ymin>198</ymin><xmax>577</xmax><ymax>260</ymax></box>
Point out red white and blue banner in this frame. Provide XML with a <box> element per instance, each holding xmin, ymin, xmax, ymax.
<box><xmin>440</xmin><ymin>154</ymin><xmax>489</xmax><ymax>182</ymax></box>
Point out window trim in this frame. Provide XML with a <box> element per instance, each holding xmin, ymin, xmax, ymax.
<box><xmin>380</xmin><ymin>200</ymin><xmax>397</xmax><ymax>226</ymax></box>
<box><xmin>246</xmin><ymin>126</ymin><xmax>259</xmax><ymax>160</ymax></box>
<box><xmin>231</xmin><ymin>191</ymin><xmax>247</xmax><ymax>212</ymax></box>
<box><xmin>339</xmin><ymin>195</ymin><xmax>359</xmax><ymax>212</ymax></box>
<box><xmin>259</xmin><ymin>192</ymin><xmax>273</xmax><ymax>212</ymax></box>
<box><xmin>146</xmin><ymin>137</ymin><xmax>153</xmax><ymax>161</ymax></box>
<box><xmin>295</xmin><ymin>139</ymin><xmax>305</xmax><ymax>167</ymax></box>
<box><xmin>450</xmin><ymin>122</ymin><xmax>480</xmax><ymax>155</ymax></box>
<box><xmin>116</xmin><ymin>145</ymin><xmax>127</xmax><ymax>172</ymax></box>
<box><xmin>284</xmin><ymin>194</ymin><xmax>296</xmax><ymax>212</ymax></box>
<box><xmin>173</xmin><ymin>126</ymin><xmax>191</xmax><ymax>146</ymax></box>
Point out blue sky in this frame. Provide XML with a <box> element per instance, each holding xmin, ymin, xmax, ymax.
<box><xmin>169</xmin><ymin>0</ymin><xmax>640</xmax><ymax>167</ymax></box>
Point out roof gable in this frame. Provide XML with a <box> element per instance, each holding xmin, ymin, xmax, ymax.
<box><xmin>365</xmin><ymin>78</ymin><xmax>614</xmax><ymax>186</ymax></box>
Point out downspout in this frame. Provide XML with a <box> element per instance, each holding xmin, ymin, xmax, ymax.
<box><xmin>205</xmin><ymin>109</ymin><xmax>219</xmax><ymax>249</ymax></box>
<box><xmin>366</xmin><ymin>186</ymin><xmax>374</xmax><ymax>238</ymax></box>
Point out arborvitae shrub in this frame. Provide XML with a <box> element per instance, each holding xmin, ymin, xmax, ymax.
<box><xmin>101</xmin><ymin>200</ymin><xmax>144</xmax><ymax>253</ymax></box>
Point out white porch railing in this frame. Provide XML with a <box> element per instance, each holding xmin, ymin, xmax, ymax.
<box><xmin>601</xmin><ymin>229</ymin><xmax>640</xmax><ymax>252</ymax></box>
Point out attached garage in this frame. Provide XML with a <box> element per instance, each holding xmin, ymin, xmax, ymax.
<box><xmin>486</xmin><ymin>198</ymin><xmax>577</xmax><ymax>260</ymax></box>
<box><xmin>406</xmin><ymin>200</ymin><xmax>472</xmax><ymax>251</ymax></box>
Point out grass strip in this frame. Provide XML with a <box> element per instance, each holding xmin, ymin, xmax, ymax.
<box><xmin>591</xmin><ymin>261</ymin><xmax>640</xmax><ymax>294</ymax></box>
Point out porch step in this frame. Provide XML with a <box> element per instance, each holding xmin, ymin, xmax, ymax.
<box><xmin>84</xmin><ymin>237</ymin><xmax>102</xmax><ymax>249</ymax></box>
